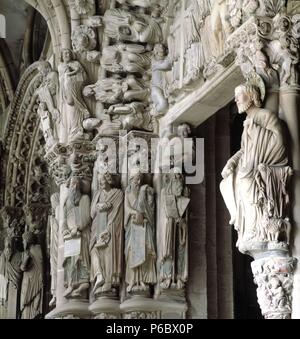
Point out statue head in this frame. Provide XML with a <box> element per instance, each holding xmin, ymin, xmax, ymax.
<box><xmin>38</xmin><ymin>61</ymin><xmax>52</xmax><ymax>77</ymax></box>
<box><xmin>133</xmin><ymin>21</ymin><xmax>145</xmax><ymax>33</ymax></box>
<box><xmin>98</xmin><ymin>173</ymin><xmax>113</xmax><ymax>190</ymax></box>
<box><xmin>177</xmin><ymin>123</ymin><xmax>191</xmax><ymax>139</ymax></box>
<box><xmin>39</xmin><ymin>102</ymin><xmax>47</xmax><ymax>111</ymax></box>
<box><xmin>22</xmin><ymin>231</ymin><xmax>36</xmax><ymax>250</ymax></box>
<box><xmin>130</xmin><ymin>173</ymin><xmax>143</xmax><ymax>188</ymax></box>
<box><xmin>235</xmin><ymin>84</ymin><xmax>262</xmax><ymax>114</ymax></box>
<box><xmin>153</xmin><ymin>43</ymin><xmax>166</xmax><ymax>59</ymax></box>
<box><xmin>61</xmin><ymin>48</ymin><xmax>73</xmax><ymax>63</ymax></box>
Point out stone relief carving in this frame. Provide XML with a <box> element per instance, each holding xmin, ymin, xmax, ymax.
<box><xmin>151</xmin><ymin>43</ymin><xmax>171</xmax><ymax>116</ymax></box>
<box><xmin>101</xmin><ymin>43</ymin><xmax>151</xmax><ymax>74</ymax></box>
<box><xmin>124</xmin><ymin>173</ymin><xmax>157</xmax><ymax>294</ymax></box>
<box><xmin>20</xmin><ymin>231</ymin><xmax>43</xmax><ymax>319</ymax></box>
<box><xmin>90</xmin><ymin>173</ymin><xmax>124</xmax><ymax>297</ymax></box>
<box><xmin>103</xmin><ymin>9</ymin><xmax>162</xmax><ymax>44</ymax></box>
<box><xmin>220</xmin><ymin>80</ymin><xmax>292</xmax><ymax>254</ymax></box>
<box><xmin>159</xmin><ymin>169</ymin><xmax>190</xmax><ymax>290</ymax></box>
<box><xmin>62</xmin><ymin>177</ymin><xmax>91</xmax><ymax>300</ymax></box>
<box><xmin>84</xmin><ymin>75</ymin><xmax>149</xmax><ymax>105</ymax></box>
<box><xmin>72</xmin><ymin>25</ymin><xmax>97</xmax><ymax>55</ymax></box>
<box><xmin>251</xmin><ymin>257</ymin><xmax>296</xmax><ymax>319</ymax></box>
<box><xmin>58</xmin><ymin>49</ymin><xmax>91</xmax><ymax>143</ymax></box>
<box><xmin>69</xmin><ymin>0</ymin><xmax>95</xmax><ymax>15</ymax></box>
<box><xmin>211</xmin><ymin>0</ymin><xmax>233</xmax><ymax>53</ymax></box>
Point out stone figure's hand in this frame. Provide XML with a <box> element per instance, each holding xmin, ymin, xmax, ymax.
<box><xmin>221</xmin><ymin>162</ymin><xmax>235</xmax><ymax>179</ymax></box>
<box><xmin>63</xmin><ymin>229</ymin><xmax>71</xmax><ymax>240</ymax></box>
<box><xmin>133</xmin><ymin>212</ymin><xmax>144</xmax><ymax>225</ymax></box>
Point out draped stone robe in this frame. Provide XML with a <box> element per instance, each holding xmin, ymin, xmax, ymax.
<box><xmin>220</xmin><ymin>108</ymin><xmax>290</xmax><ymax>252</ymax></box>
<box><xmin>90</xmin><ymin>188</ymin><xmax>124</xmax><ymax>289</ymax></box>
<box><xmin>125</xmin><ymin>184</ymin><xmax>157</xmax><ymax>289</ymax></box>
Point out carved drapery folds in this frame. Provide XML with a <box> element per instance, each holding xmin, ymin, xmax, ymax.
<box><xmin>221</xmin><ymin>1</ymin><xmax>300</xmax><ymax>319</ymax></box>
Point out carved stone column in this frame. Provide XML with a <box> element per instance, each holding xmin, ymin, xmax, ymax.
<box><xmin>225</xmin><ymin>8</ymin><xmax>300</xmax><ymax>319</ymax></box>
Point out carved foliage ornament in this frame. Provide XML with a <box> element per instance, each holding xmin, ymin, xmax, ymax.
<box><xmin>72</xmin><ymin>26</ymin><xmax>97</xmax><ymax>54</ymax></box>
<box><xmin>69</xmin><ymin>0</ymin><xmax>94</xmax><ymax>15</ymax></box>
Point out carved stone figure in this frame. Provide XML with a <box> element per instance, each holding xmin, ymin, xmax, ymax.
<box><xmin>220</xmin><ymin>82</ymin><xmax>292</xmax><ymax>254</ymax></box>
<box><xmin>58</xmin><ymin>49</ymin><xmax>91</xmax><ymax>143</ymax></box>
<box><xmin>90</xmin><ymin>173</ymin><xmax>124</xmax><ymax>296</ymax></box>
<box><xmin>38</xmin><ymin>102</ymin><xmax>57</xmax><ymax>150</ymax></box>
<box><xmin>116</xmin><ymin>0</ymin><xmax>160</xmax><ymax>8</ymax></box>
<box><xmin>20</xmin><ymin>232</ymin><xmax>43</xmax><ymax>319</ymax></box>
<box><xmin>103</xmin><ymin>9</ymin><xmax>162</xmax><ymax>44</ymax></box>
<box><xmin>211</xmin><ymin>0</ymin><xmax>233</xmax><ymax>53</ymax></box>
<box><xmin>62</xmin><ymin>177</ymin><xmax>91</xmax><ymax>299</ymax></box>
<box><xmin>101</xmin><ymin>43</ymin><xmax>151</xmax><ymax>74</ymax></box>
<box><xmin>124</xmin><ymin>174</ymin><xmax>157</xmax><ymax>293</ymax></box>
<box><xmin>160</xmin><ymin>169</ymin><xmax>190</xmax><ymax>290</ymax></box>
<box><xmin>49</xmin><ymin>193</ymin><xmax>59</xmax><ymax>307</ymax></box>
<box><xmin>151</xmin><ymin>44</ymin><xmax>171</xmax><ymax>116</ymax></box>
<box><xmin>35</xmin><ymin>61</ymin><xmax>60</xmax><ymax>122</ymax></box>
<box><xmin>0</xmin><ymin>235</ymin><xmax>22</xmax><ymax>319</ymax></box>
<box><xmin>84</xmin><ymin>75</ymin><xmax>149</xmax><ymax>105</ymax></box>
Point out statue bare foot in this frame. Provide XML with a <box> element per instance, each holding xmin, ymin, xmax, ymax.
<box><xmin>101</xmin><ymin>283</ymin><xmax>112</xmax><ymax>293</ymax></box>
<box><xmin>63</xmin><ymin>286</ymin><xmax>74</xmax><ymax>298</ymax></box>
<box><xmin>93</xmin><ymin>274</ymin><xmax>105</xmax><ymax>293</ymax></box>
<box><xmin>177</xmin><ymin>279</ymin><xmax>185</xmax><ymax>290</ymax></box>
<box><xmin>72</xmin><ymin>283</ymin><xmax>90</xmax><ymax>298</ymax></box>
<box><xmin>127</xmin><ymin>284</ymin><xmax>135</xmax><ymax>293</ymax></box>
<box><xmin>49</xmin><ymin>296</ymin><xmax>56</xmax><ymax>307</ymax></box>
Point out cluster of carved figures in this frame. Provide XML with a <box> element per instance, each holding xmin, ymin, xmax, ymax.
<box><xmin>1</xmin><ymin>0</ymin><xmax>300</xmax><ymax>319</ymax></box>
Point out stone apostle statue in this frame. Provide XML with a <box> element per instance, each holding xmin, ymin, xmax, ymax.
<box><xmin>90</xmin><ymin>173</ymin><xmax>124</xmax><ymax>296</ymax></box>
<box><xmin>0</xmin><ymin>235</ymin><xmax>22</xmax><ymax>319</ymax></box>
<box><xmin>220</xmin><ymin>81</ymin><xmax>292</xmax><ymax>254</ymax></box>
<box><xmin>58</xmin><ymin>48</ymin><xmax>91</xmax><ymax>143</ymax></box>
<box><xmin>160</xmin><ymin>169</ymin><xmax>190</xmax><ymax>290</ymax></box>
<box><xmin>49</xmin><ymin>193</ymin><xmax>59</xmax><ymax>307</ymax></box>
<box><xmin>62</xmin><ymin>177</ymin><xmax>91</xmax><ymax>299</ymax></box>
<box><xmin>124</xmin><ymin>173</ymin><xmax>157</xmax><ymax>293</ymax></box>
<box><xmin>20</xmin><ymin>232</ymin><xmax>43</xmax><ymax>319</ymax></box>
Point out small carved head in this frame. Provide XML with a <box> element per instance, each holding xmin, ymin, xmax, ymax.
<box><xmin>61</xmin><ymin>48</ymin><xmax>74</xmax><ymax>63</ymax></box>
<box><xmin>38</xmin><ymin>61</ymin><xmax>52</xmax><ymax>77</ymax></box>
<box><xmin>22</xmin><ymin>231</ymin><xmax>36</xmax><ymax>250</ymax></box>
<box><xmin>133</xmin><ymin>21</ymin><xmax>146</xmax><ymax>33</ymax></box>
<box><xmin>177</xmin><ymin>123</ymin><xmax>191</xmax><ymax>138</ymax></box>
<box><xmin>153</xmin><ymin>43</ymin><xmax>166</xmax><ymax>58</ymax></box>
<box><xmin>235</xmin><ymin>84</ymin><xmax>262</xmax><ymax>114</ymax></box>
<box><xmin>98</xmin><ymin>173</ymin><xmax>113</xmax><ymax>189</ymax></box>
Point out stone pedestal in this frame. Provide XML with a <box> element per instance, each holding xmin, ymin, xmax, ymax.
<box><xmin>46</xmin><ymin>300</ymin><xmax>90</xmax><ymax>319</ymax></box>
<box><xmin>155</xmin><ymin>289</ymin><xmax>188</xmax><ymax>319</ymax></box>
<box><xmin>121</xmin><ymin>296</ymin><xmax>160</xmax><ymax>319</ymax></box>
<box><xmin>90</xmin><ymin>298</ymin><xmax>121</xmax><ymax>319</ymax></box>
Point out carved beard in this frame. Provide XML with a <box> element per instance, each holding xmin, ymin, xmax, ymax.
<box><xmin>69</xmin><ymin>187</ymin><xmax>82</xmax><ymax>207</ymax></box>
<box><xmin>237</xmin><ymin>100</ymin><xmax>253</xmax><ymax>114</ymax></box>
<box><xmin>170</xmin><ymin>178</ymin><xmax>184</xmax><ymax>197</ymax></box>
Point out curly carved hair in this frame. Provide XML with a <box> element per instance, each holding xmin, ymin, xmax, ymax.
<box><xmin>237</xmin><ymin>84</ymin><xmax>262</xmax><ymax>108</ymax></box>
